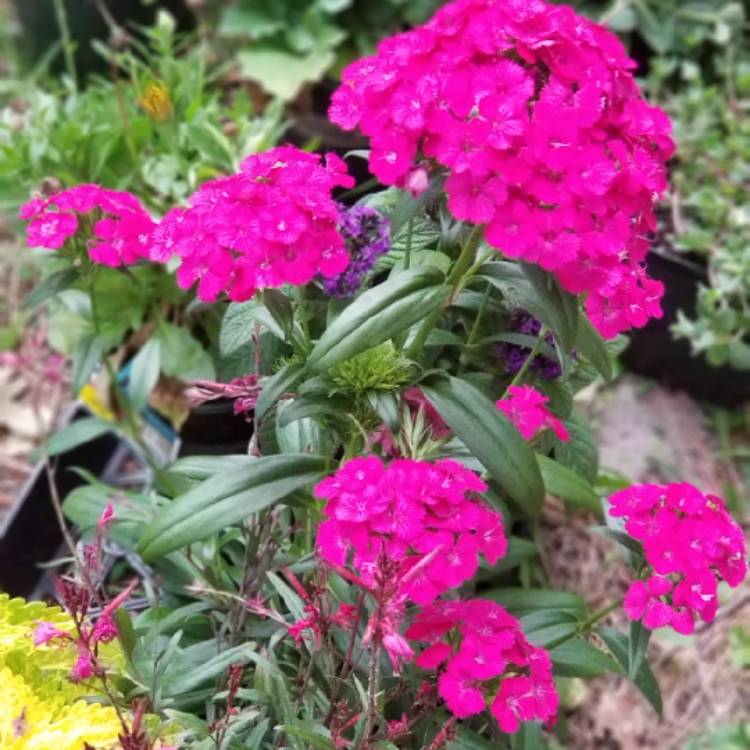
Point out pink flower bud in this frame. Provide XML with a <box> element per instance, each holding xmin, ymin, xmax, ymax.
<box><xmin>70</xmin><ymin>647</ymin><xmax>95</xmax><ymax>682</ymax></box>
<box><xmin>97</xmin><ymin>502</ymin><xmax>115</xmax><ymax>531</ymax></box>
<box><xmin>33</xmin><ymin>621</ymin><xmax>71</xmax><ymax>646</ymax></box>
<box><xmin>405</xmin><ymin>167</ymin><xmax>430</xmax><ymax>197</ymax></box>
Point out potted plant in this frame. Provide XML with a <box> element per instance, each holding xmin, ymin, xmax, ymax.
<box><xmin>10</xmin><ymin>1</ymin><xmax>750</xmax><ymax>748</ymax></box>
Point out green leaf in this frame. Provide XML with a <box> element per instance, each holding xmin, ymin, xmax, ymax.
<box><xmin>484</xmin><ymin>588</ymin><xmax>587</xmax><ymax>617</ymax></box>
<box><xmin>521</xmin><ymin>263</ymin><xmax>579</xmax><ymax>352</ymax></box>
<box><xmin>521</xmin><ymin>609</ymin><xmax>580</xmax><ymax>649</ymax></box>
<box><xmin>114</xmin><ymin>608</ymin><xmax>137</xmax><ymax>662</ymax></box>
<box><xmin>511</xmin><ymin>722</ymin><xmax>544</xmax><ymax>750</ymax></box>
<box><xmin>71</xmin><ymin>335</ymin><xmax>107</xmax><ymax>394</ymax></box>
<box><xmin>421</xmin><ymin>374</ymin><xmax>544</xmax><ymax>513</ymax></box>
<box><xmin>593</xmin><ymin>527</ymin><xmax>646</xmax><ymax>563</ymax></box>
<box><xmin>167</xmin><ymin>454</ymin><xmax>257</xmax><ymax>482</ymax></box>
<box><xmin>554</xmin><ymin>411</ymin><xmax>599</xmax><ymax>484</ymax></box>
<box><xmin>256</xmin><ymin>362</ymin><xmax>306</xmax><ymax>421</ymax></box>
<box><xmin>158</xmin><ymin>321</ymin><xmax>214</xmax><ymax>381</ymax></box>
<box><xmin>138</xmin><ymin>454</ymin><xmax>327</xmax><ymax>559</ymax></box>
<box><xmin>486</xmin><ymin>536</ymin><xmax>538</xmax><ymax>575</ymax></box>
<box><xmin>185</xmin><ymin>121</ymin><xmax>236</xmax><ymax>169</ymax></box>
<box><xmin>277</xmin><ymin>394</ymin><xmax>350</xmax><ymax>427</ymax></box>
<box><xmin>367</xmin><ymin>391</ymin><xmax>401</xmax><ymax>433</ymax></box>
<box><xmin>307</xmin><ymin>268</ymin><xmax>448</xmax><ymax>372</ymax></box>
<box><xmin>237</xmin><ymin>45</ymin><xmax>335</xmax><ymax>100</ymax></box>
<box><xmin>627</xmin><ymin>619</ymin><xmax>651</xmax><ymax>681</ymax></box>
<box><xmin>448</xmin><ymin>728</ymin><xmax>498</xmax><ymax>750</ymax></box>
<box><xmin>46</xmin><ymin>417</ymin><xmax>113</xmax><ymax>456</ymax></box>
<box><xmin>220</xmin><ymin>301</ymin><xmax>285</xmax><ymax>355</ymax></box>
<box><xmin>281</xmin><ymin>723</ymin><xmax>334</xmax><ymax>750</ymax></box>
<box><xmin>166</xmin><ymin>643</ymin><xmax>258</xmax><ymax>697</ymax></box>
<box><xmin>23</xmin><ymin>268</ymin><xmax>78</xmax><ymax>309</ymax></box>
<box><xmin>537</xmin><ymin>455</ymin><xmax>600</xmax><ymax>513</ymax></box>
<box><xmin>261</xmin><ymin>288</ymin><xmax>296</xmax><ymax>341</ymax></box>
<box><xmin>575</xmin><ymin>318</ymin><xmax>613</xmax><ymax>381</ymax></box>
<box><xmin>128</xmin><ymin>339</ymin><xmax>161</xmax><ymax>412</ymax></box>
<box><xmin>599</xmin><ymin>627</ymin><xmax>662</xmax><ymax>716</ymax></box>
<box><xmin>549</xmin><ymin>638</ymin><xmax>619</xmax><ymax>678</ymax></box>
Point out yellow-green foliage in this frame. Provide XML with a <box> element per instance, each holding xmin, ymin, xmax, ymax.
<box><xmin>0</xmin><ymin>594</ymin><xmax>122</xmax><ymax>749</ymax></box>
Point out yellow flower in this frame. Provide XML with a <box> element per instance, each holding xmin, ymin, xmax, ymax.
<box><xmin>139</xmin><ymin>81</ymin><xmax>173</xmax><ymax>122</ymax></box>
<box><xmin>0</xmin><ymin>668</ymin><xmax>122</xmax><ymax>750</ymax></box>
<box><xmin>79</xmin><ymin>383</ymin><xmax>115</xmax><ymax>421</ymax></box>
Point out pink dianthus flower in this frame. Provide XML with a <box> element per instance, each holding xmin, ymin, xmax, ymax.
<box><xmin>610</xmin><ymin>483</ymin><xmax>747</xmax><ymax>634</ymax></box>
<box><xmin>407</xmin><ymin>598</ymin><xmax>558</xmax><ymax>732</ymax></box>
<box><xmin>314</xmin><ymin>456</ymin><xmax>507</xmax><ymax>605</ymax></box>
<box><xmin>496</xmin><ymin>385</ymin><xmax>569</xmax><ymax>442</ymax></box>
<box><xmin>20</xmin><ymin>184</ymin><xmax>157</xmax><ymax>266</ymax></box>
<box><xmin>150</xmin><ymin>146</ymin><xmax>354</xmax><ymax>302</ymax></box>
<box><xmin>329</xmin><ymin>0</ymin><xmax>673</xmax><ymax>338</ymax></box>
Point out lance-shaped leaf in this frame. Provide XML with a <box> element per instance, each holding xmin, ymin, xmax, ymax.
<box><xmin>138</xmin><ymin>454</ymin><xmax>328</xmax><ymax>559</ymax></box>
<box><xmin>521</xmin><ymin>263</ymin><xmax>579</xmax><ymax>353</ymax></box>
<box><xmin>307</xmin><ymin>268</ymin><xmax>449</xmax><ymax>372</ymax></box>
<box><xmin>421</xmin><ymin>374</ymin><xmax>544</xmax><ymax>513</ymax></box>
<box><xmin>537</xmin><ymin>455</ymin><xmax>600</xmax><ymax>514</ymax></box>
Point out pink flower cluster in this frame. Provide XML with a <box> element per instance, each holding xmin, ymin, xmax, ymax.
<box><xmin>609</xmin><ymin>483</ymin><xmax>748</xmax><ymax>634</ymax></box>
<box><xmin>20</xmin><ymin>184</ymin><xmax>156</xmax><ymax>266</ymax></box>
<box><xmin>315</xmin><ymin>456</ymin><xmax>506</xmax><ymax>604</ymax></box>
<box><xmin>34</xmin><ymin>578</ymin><xmax>136</xmax><ymax>682</ymax></box>
<box><xmin>407</xmin><ymin>599</ymin><xmax>558</xmax><ymax>732</ymax></box>
<box><xmin>150</xmin><ymin>146</ymin><xmax>353</xmax><ymax>302</ymax></box>
<box><xmin>496</xmin><ymin>385</ymin><xmax>569</xmax><ymax>442</ymax></box>
<box><xmin>314</xmin><ymin>456</ymin><xmax>559</xmax><ymax>732</ymax></box>
<box><xmin>329</xmin><ymin>0</ymin><xmax>673</xmax><ymax>338</ymax></box>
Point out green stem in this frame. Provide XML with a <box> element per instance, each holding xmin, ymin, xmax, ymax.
<box><xmin>296</xmin><ymin>285</ymin><xmax>311</xmax><ymax>349</ymax></box>
<box><xmin>466</xmin><ymin>282</ymin><xmax>491</xmax><ymax>348</ymax></box>
<box><xmin>463</xmin><ymin>246</ymin><xmax>496</xmax><ymax>280</ymax></box>
<box><xmin>52</xmin><ymin>0</ymin><xmax>78</xmax><ymax>90</ymax></box>
<box><xmin>501</xmin><ymin>325</ymin><xmax>548</xmax><ymax>397</ymax></box>
<box><xmin>404</xmin><ymin>216</ymin><xmax>414</xmax><ymax>271</ymax></box>
<box><xmin>458</xmin><ymin>282</ymin><xmax>492</xmax><ymax>375</ymax></box>
<box><xmin>577</xmin><ymin>600</ymin><xmax>622</xmax><ymax>634</ymax></box>
<box><xmin>339</xmin><ymin>177</ymin><xmax>379</xmax><ymax>202</ymax></box>
<box><xmin>406</xmin><ymin>225</ymin><xmax>484</xmax><ymax>359</ymax></box>
<box><xmin>356</xmin><ymin>641</ymin><xmax>382</xmax><ymax>750</ymax></box>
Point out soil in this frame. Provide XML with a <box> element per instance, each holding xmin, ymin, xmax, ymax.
<box><xmin>547</xmin><ymin>375</ymin><xmax>750</xmax><ymax>750</ymax></box>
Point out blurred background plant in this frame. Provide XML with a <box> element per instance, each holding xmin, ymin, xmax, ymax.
<box><xmin>211</xmin><ymin>0</ymin><xmax>445</xmax><ymax>101</ymax></box>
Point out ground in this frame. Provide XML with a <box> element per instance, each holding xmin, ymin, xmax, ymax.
<box><xmin>551</xmin><ymin>376</ymin><xmax>750</xmax><ymax>750</ymax></box>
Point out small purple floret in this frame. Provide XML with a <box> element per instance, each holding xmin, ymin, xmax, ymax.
<box><xmin>497</xmin><ymin>312</ymin><xmax>565</xmax><ymax>380</ymax></box>
<box><xmin>323</xmin><ymin>204</ymin><xmax>390</xmax><ymax>299</ymax></box>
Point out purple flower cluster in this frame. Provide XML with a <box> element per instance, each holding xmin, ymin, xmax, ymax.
<box><xmin>322</xmin><ymin>204</ymin><xmax>390</xmax><ymax>298</ymax></box>
<box><xmin>497</xmin><ymin>313</ymin><xmax>563</xmax><ymax>380</ymax></box>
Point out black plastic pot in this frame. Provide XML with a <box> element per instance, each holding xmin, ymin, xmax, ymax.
<box><xmin>0</xmin><ymin>405</ymin><xmax>120</xmax><ymax>597</ymax></box>
<box><xmin>623</xmin><ymin>247</ymin><xmax>750</xmax><ymax>406</ymax></box>
<box><xmin>178</xmin><ymin>398</ymin><xmax>253</xmax><ymax>457</ymax></box>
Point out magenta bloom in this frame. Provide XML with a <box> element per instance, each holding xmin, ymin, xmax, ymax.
<box><xmin>610</xmin><ymin>483</ymin><xmax>748</xmax><ymax>634</ymax></box>
<box><xmin>496</xmin><ymin>385</ymin><xmax>569</xmax><ymax>442</ymax></box>
<box><xmin>33</xmin><ymin>620</ymin><xmax>71</xmax><ymax>646</ymax></box>
<box><xmin>329</xmin><ymin>0</ymin><xmax>673</xmax><ymax>338</ymax></box>
<box><xmin>407</xmin><ymin>598</ymin><xmax>558</xmax><ymax>732</ymax></box>
<box><xmin>20</xmin><ymin>184</ymin><xmax>157</xmax><ymax>266</ymax></box>
<box><xmin>150</xmin><ymin>146</ymin><xmax>354</xmax><ymax>302</ymax></box>
<box><xmin>314</xmin><ymin>456</ymin><xmax>507</xmax><ymax>605</ymax></box>
<box><xmin>69</xmin><ymin>645</ymin><xmax>95</xmax><ymax>682</ymax></box>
